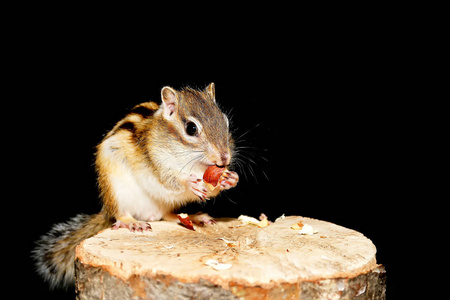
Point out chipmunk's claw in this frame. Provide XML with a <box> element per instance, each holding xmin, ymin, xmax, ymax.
<box><xmin>112</xmin><ymin>220</ymin><xmax>152</xmax><ymax>232</ymax></box>
<box><xmin>189</xmin><ymin>212</ymin><xmax>216</xmax><ymax>226</ymax></box>
<box><xmin>219</xmin><ymin>170</ymin><xmax>239</xmax><ymax>190</ymax></box>
<box><xmin>188</xmin><ymin>174</ymin><xmax>209</xmax><ymax>201</ymax></box>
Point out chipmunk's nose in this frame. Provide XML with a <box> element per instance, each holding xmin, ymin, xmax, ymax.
<box><xmin>217</xmin><ymin>152</ymin><xmax>231</xmax><ymax>167</ymax></box>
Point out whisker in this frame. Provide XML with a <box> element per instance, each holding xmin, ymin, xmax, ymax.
<box><xmin>234</xmin><ymin>123</ymin><xmax>261</xmax><ymax>143</ymax></box>
<box><xmin>179</xmin><ymin>153</ymin><xmax>204</xmax><ymax>175</ymax></box>
<box><xmin>232</xmin><ymin>157</ymin><xmax>249</xmax><ymax>182</ymax></box>
<box><xmin>234</xmin><ymin>145</ymin><xmax>268</xmax><ymax>151</ymax></box>
<box><xmin>237</xmin><ymin>148</ymin><xmax>268</xmax><ymax>162</ymax></box>
<box><xmin>222</xmin><ymin>193</ymin><xmax>237</xmax><ymax>205</ymax></box>
<box><xmin>231</xmin><ymin>142</ymin><xmax>269</xmax><ymax>184</ymax></box>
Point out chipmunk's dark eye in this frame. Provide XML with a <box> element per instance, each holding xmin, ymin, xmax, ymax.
<box><xmin>185</xmin><ymin>121</ymin><xmax>198</xmax><ymax>136</ymax></box>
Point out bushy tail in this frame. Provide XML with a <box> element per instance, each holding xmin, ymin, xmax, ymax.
<box><xmin>32</xmin><ymin>213</ymin><xmax>112</xmax><ymax>289</ymax></box>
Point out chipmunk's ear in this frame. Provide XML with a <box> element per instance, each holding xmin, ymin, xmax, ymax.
<box><xmin>205</xmin><ymin>82</ymin><xmax>216</xmax><ymax>103</ymax></box>
<box><xmin>161</xmin><ymin>86</ymin><xmax>177</xmax><ymax>118</ymax></box>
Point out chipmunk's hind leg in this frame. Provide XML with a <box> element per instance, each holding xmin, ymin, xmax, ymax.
<box><xmin>112</xmin><ymin>216</ymin><xmax>152</xmax><ymax>232</ymax></box>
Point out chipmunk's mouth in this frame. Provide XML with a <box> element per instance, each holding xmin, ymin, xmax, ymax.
<box><xmin>215</xmin><ymin>163</ymin><xmax>228</xmax><ymax>168</ymax></box>
<box><xmin>204</xmin><ymin>162</ymin><xmax>228</xmax><ymax>169</ymax></box>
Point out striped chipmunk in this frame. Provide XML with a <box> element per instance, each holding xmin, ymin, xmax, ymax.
<box><xmin>33</xmin><ymin>83</ymin><xmax>239</xmax><ymax>289</ymax></box>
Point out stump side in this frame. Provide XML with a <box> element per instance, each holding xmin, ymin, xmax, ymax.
<box><xmin>75</xmin><ymin>216</ymin><xmax>385</xmax><ymax>299</ymax></box>
<box><xmin>75</xmin><ymin>260</ymin><xmax>385</xmax><ymax>300</ymax></box>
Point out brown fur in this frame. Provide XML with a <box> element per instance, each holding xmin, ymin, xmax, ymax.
<box><xmin>33</xmin><ymin>83</ymin><xmax>237</xmax><ymax>289</ymax></box>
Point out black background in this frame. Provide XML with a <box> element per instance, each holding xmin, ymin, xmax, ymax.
<box><xmin>12</xmin><ymin>14</ymin><xmax>411</xmax><ymax>300</ymax></box>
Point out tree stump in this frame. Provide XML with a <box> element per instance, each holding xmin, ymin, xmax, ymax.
<box><xmin>75</xmin><ymin>216</ymin><xmax>386</xmax><ymax>299</ymax></box>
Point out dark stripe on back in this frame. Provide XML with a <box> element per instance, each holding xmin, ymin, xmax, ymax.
<box><xmin>130</xmin><ymin>105</ymin><xmax>155</xmax><ymax>118</ymax></box>
<box><xmin>117</xmin><ymin>121</ymin><xmax>136</xmax><ymax>132</ymax></box>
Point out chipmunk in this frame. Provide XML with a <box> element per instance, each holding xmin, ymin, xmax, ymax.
<box><xmin>33</xmin><ymin>83</ymin><xmax>239</xmax><ymax>289</ymax></box>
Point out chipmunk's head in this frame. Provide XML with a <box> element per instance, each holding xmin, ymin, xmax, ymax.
<box><xmin>160</xmin><ymin>83</ymin><xmax>233</xmax><ymax>168</ymax></box>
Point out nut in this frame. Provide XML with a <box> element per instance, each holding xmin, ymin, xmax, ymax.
<box><xmin>203</xmin><ymin>165</ymin><xmax>226</xmax><ymax>188</ymax></box>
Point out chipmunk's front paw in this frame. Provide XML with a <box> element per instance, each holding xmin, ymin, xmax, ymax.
<box><xmin>219</xmin><ymin>170</ymin><xmax>239</xmax><ymax>190</ymax></box>
<box><xmin>188</xmin><ymin>174</ymin><xmax>209</xmax><ymax>201</ymax></box>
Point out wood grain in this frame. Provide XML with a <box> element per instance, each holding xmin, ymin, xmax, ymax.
<box><xmin>75</xmin><ymin>216</ymin><xmax>386</xmax><ymax>299</ymax></box>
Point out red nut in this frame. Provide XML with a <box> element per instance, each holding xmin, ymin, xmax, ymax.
<box><xmin>203</xmin><ymin>165</ymin><xmax>226</xmax><ymax>188</ymax></box>
<box><xmin>178</xmin><ymin>213</ymin><xmax>194</xmax><ymax>231</ymax></box>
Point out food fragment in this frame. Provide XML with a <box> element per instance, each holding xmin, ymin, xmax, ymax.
<box><xmin>238</xmin><ymin>215</ymin><xmax>260</xmax><ymax>226</ymax></box>
<box><xmin>204</xmin><ymin>259</ymin><xmax>232</xmax><ymax>271</ymax></box>
<box><xmin>238</xmin><ymin>214</ymin><xmax>270</xmax><ymax>228</ymax></box>
<box><xmin>219</xmin><ymin>238</ymin><xmax>237</xmax><ymax>247</ymax></box>
<box><xmin>203</xmin><ymin>165</ymin><xmax>226</xmax><ymax>188</ymax></box>
<box><xmin>258</xmin><ymin>218</ymin><xmax>269</xmax><ymax>228</ymax></box>
<box><xmin>258</xmin><ymin>214</ymin><xmax>270</xmax><ymax>228</ymax></box>
<box><xmin>291</xmin><ymin>221</ymin><xmax>304</xmax><ymax>230</ymax></box>
<box><xmin>275</xmin><ymin>214</ymin><xmax>286</xmax><ymax>222</ymax></box>
<box><xmin>291</xmin><ymin>220</ymin><xmax>318</xmax><ymax>235</ymax></box>
<box><xmin>177</xmin><ymin>213</ymin><xmax>194</xmax><ymax>231</ymax></box>
<box><xmin>298</xmin><ymin>223</ymin><xmax>317</xmax><ymax>235</ymax></box>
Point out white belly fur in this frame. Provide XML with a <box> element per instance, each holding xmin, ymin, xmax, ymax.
<box><xmin>101</xmin><ymin>136</ymin><xmax>201</xmax><ymax>222</ymax></box>
<box><xmin>110</xmin><ymin>163</ymin><xmax>199</xmax><ymax>222</ymax></box>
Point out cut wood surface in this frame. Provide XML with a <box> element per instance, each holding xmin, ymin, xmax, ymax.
<box><xmin>75</xmin><ymin>216</ymin><xmax>386</xmax><ymax>299</ymax></box>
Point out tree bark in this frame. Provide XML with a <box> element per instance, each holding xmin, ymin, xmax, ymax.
<box><xmin>75</xmin><ymin>216</ymin><xmax>386</xmax><ymax>299</ymax></box>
